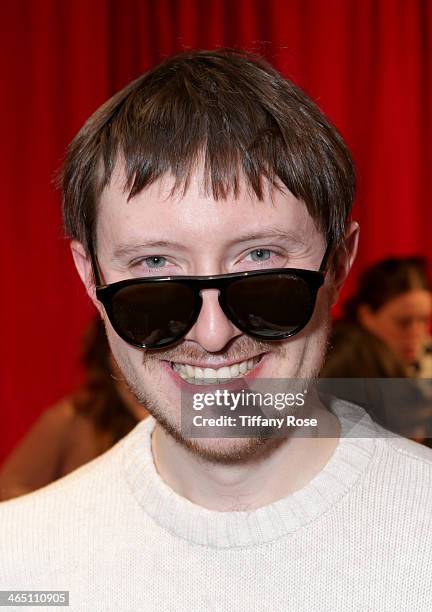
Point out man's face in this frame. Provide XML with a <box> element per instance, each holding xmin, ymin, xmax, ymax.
<box><xmin>87</xmin><ymin>164</ymin><xmax>335</xmax><ymax>461</ymax></box>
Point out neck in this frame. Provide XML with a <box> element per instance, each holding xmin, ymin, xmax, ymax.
<box><xmin>151</xmin><ymin>393</ymin><xmax>340</xmax><ymax>511</ymax></box>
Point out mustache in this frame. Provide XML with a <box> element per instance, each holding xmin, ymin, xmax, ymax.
<box><xmin>144</xmin><ymin>335</ymin><xmax>285</xmax><ymax>363</ymax></box>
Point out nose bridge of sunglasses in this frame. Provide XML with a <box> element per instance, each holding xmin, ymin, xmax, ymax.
<box><xmin>190</xmin><ymin>278</ymin><xmax>233</xmax><ymax>323</ymax></box>
<box><xmin>193</xmin><ymin>278</ymin><xmax>248</xmax><ymax>330</ymax></box>
<box><xmin>196</xmin><ymin>286</ymin><xmax>223</xmax><ymax>308</ymax></box>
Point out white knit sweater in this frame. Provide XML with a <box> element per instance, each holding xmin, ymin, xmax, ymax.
<box><xmin>0</xmin><ymin>399</ymin><xmax>431</xmax><ymax>611</ymax></box>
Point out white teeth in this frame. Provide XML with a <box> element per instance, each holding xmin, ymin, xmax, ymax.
<box><xmin>230</xmin><ymin>363</ymin><xmax>239</xmax><ymax>377</ymax></box>
<box><xmin>216</xmin><ymin>366</ymin><xmax>231</xmax><ymax>379</ymax></box>
<box><xmin>171</xmin><ymin>356</ymin><xmax>260</xmax><ymax>384</ymax></box>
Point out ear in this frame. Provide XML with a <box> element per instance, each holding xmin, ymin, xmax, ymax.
<box><xmin>70</xmin><ymin>240</ymin><xmax>101</xmax><ymax>311</ymax></box>
<box><xmin>329</xmin><ymin>221</ymin><xmax>360</xmax><ymax>306</ymax></box>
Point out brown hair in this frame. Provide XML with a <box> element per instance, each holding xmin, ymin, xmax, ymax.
<box><xmin>61</xmin><ymin>49</ymin><xmax>356</xmax><ymax>253</ymax></box>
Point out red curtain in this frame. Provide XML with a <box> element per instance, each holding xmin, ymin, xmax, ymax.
<box><xmin>1</xmin><ymin>0</ymin><xmax>431</xmax><ymax>461</ymax></box>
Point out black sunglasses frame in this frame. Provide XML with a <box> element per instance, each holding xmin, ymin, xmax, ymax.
<box><xmin>89</xmin><ymin>241</ymin><xmax>333</xmax><ymax>349</ymax></box>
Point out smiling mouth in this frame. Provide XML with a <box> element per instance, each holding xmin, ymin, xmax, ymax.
<box><xmin>170</xmin><ymin>355</ymin><xmax>263</xmax><ymax>385</ymax></box>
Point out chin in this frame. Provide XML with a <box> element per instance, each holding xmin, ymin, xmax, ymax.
<box><xmin>161</xmin><ymin>423</ymin><xmax>282</xmax><ymax>465</ymax></box>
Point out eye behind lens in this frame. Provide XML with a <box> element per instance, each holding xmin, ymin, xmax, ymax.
<box><xmin>108</xmin><ymin>281</ymin><xmax>199</xmax><ymax>348</ymax></box>
<box><xmin>222</xmin><ymin>273</ymin><xmax>316</xmax><ymax>338</ymax></box>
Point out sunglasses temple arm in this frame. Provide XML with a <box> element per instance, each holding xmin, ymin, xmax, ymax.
<box><xmin>319</xmin><ymin>239</ymin><xmax>334</xmax><ymax>272</ymax></box>
<box><xmin>88</xmin><ymin>242</ymin><xmax>104</xmax><ymax>288</ymax></box>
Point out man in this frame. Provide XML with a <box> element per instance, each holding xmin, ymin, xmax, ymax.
<box><xmin>1</xmin><ymin>50</ymin><xmax>431</xmax><ymax>611</ymax></box>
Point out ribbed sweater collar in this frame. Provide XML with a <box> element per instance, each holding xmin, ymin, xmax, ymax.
<box><xmin>122</xmin><ymin>399</ymin><xmax>376</xmax><ymax>548</ymax></box>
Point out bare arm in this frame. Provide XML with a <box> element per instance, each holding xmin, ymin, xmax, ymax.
<box><xmin>0</xmin><ymin>400</ymin><xmax>76</xmax><ymax>501</ymax></box>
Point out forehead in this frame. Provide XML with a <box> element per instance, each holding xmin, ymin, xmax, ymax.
<box><xmin>385</xmin><ymin>290</ymin><xmax>432</xmax><ymax>315</ymax></box>
<box><xmin>96</xmin><ymin>163</ymin><xmax>321</xmax><ymax>252</ymax></box>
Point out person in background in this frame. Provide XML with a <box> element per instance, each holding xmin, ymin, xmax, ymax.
<box><xmin>0</xmin><ymin>318</ymin><xmax>147</xmax><ymax>501</ymax></box>
<box><xmin>321</xmin><ymin>257</ymin><xmax>432</xmax><ymax>443</ymax></box>
<box><xmin>322</xmin><ymin>257</ymin><xmax>432</xmax><ymax>377</ymax></box>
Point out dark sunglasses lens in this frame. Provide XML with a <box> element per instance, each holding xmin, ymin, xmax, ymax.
<box><xmin>225</xmin><ymin>273</ymin><xmax>315</xmax><ymax>338</ymax></box>
<box><xmin>110</xmin><ymin>282</ymin><xmax>197</xmax><ymax>347</ymax></box>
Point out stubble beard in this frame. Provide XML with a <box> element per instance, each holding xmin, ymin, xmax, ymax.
<box><xmin>107</xmin><ymin>299</ymin><xmax>332</xmax><ymax>466</ymax></box>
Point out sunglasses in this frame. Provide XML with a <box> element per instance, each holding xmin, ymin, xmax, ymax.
<box><xmin>90</xmin><ymin>243</ymin><xmax>332</xmax><ymax>350</ymax></box>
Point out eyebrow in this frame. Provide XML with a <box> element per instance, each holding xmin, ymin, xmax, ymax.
<box><xmin>229</xmin><ymin>229</ymin><xmax>306</xmax><ymax>246</ymax></box>
<box><xmin>112</xmin><ymin>241</ymin><xmax>187</xmax><ymax>260</ymax></box>
<box><xmin>112</xmin><ymin>228</ymin><xmax>305</xmax><ymax>260</ymax></box>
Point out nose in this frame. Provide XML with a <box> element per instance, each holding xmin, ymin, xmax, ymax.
<box><xmin>184</xmin><ymin>288</ymin><xmax>242</xmax><ymax>352</ymax></box>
